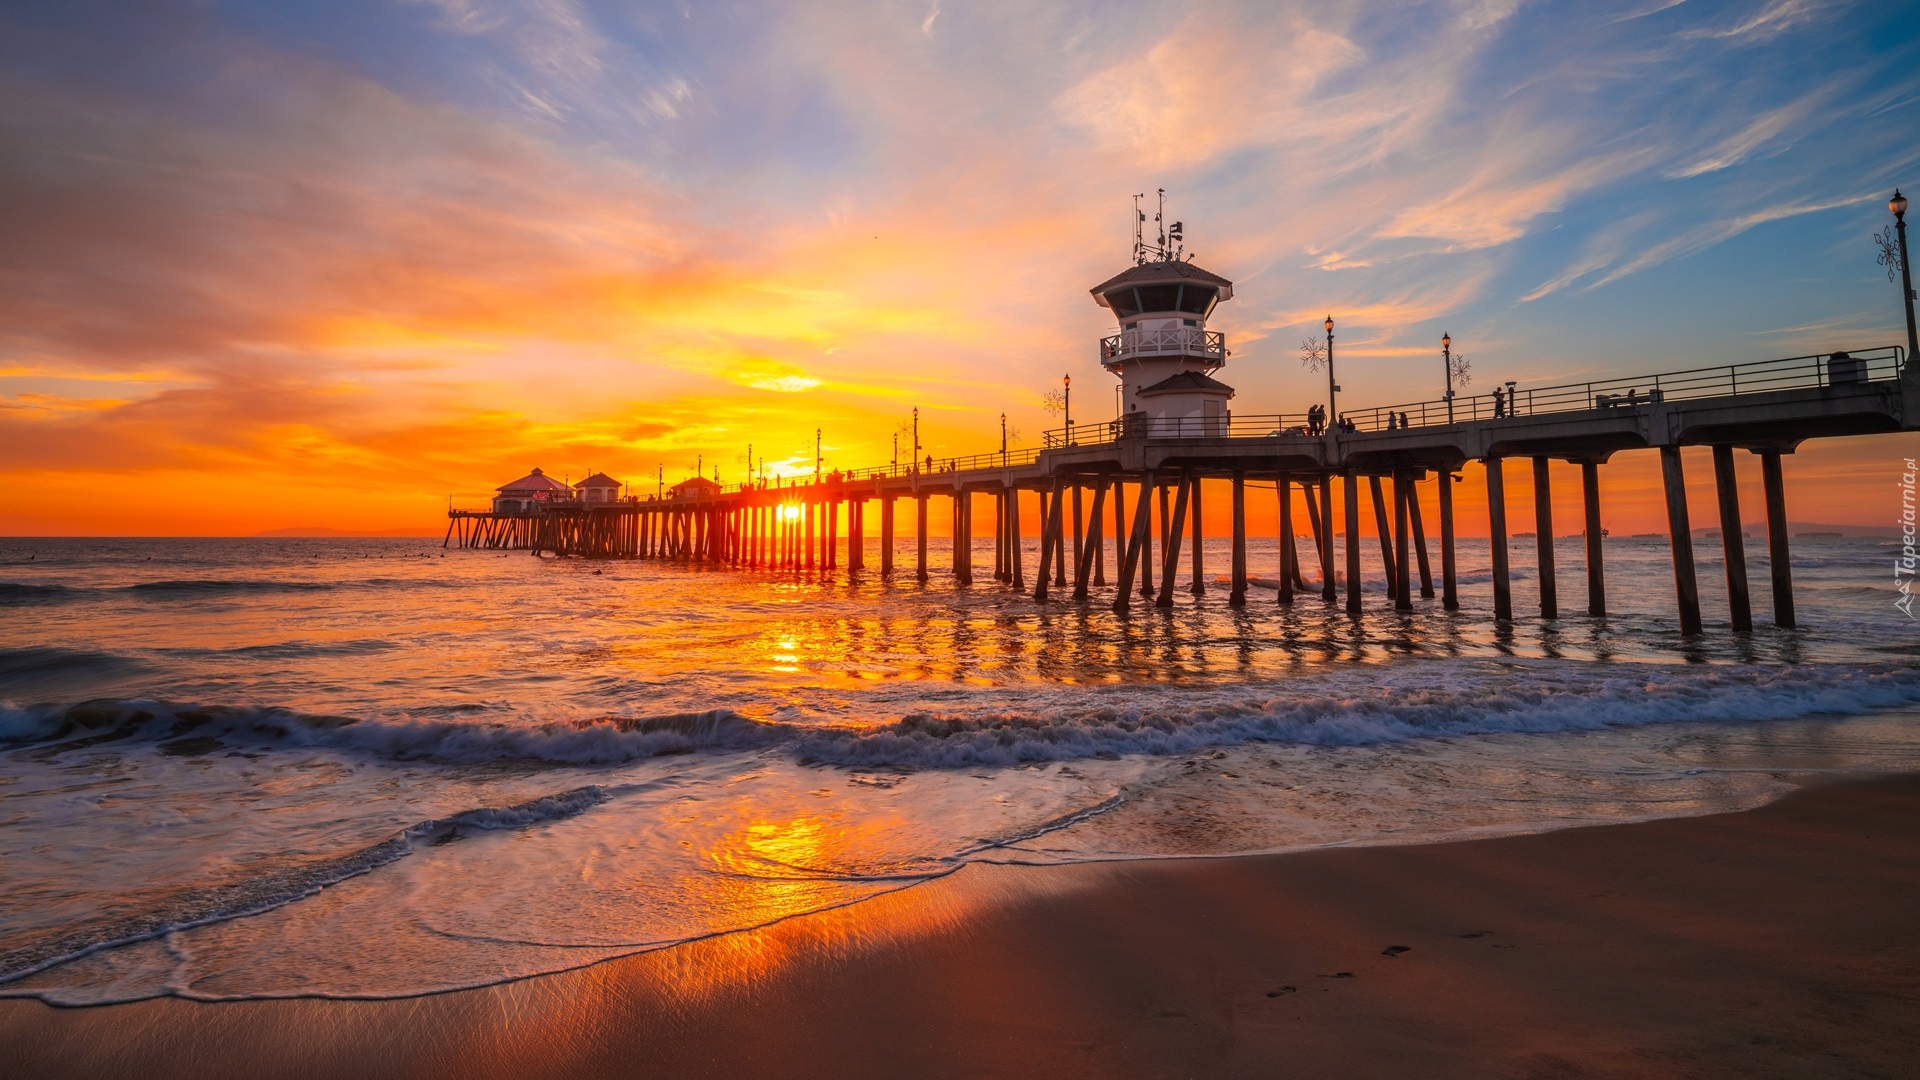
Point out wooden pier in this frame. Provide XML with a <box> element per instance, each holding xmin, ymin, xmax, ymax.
<box><xmin>452</xmin><ymin>346</ymin><xmax>1915</xmax><ymax>635</ymax></box>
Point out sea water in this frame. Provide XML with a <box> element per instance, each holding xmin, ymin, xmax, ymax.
<box><xmin>3</xmin><ymin>532</ymin><xmax>1918</xmax><ymax>1004</ymax></box>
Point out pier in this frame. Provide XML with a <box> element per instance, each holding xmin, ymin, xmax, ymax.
<box><xmin>449</xmin><ymin>344</ymin><xmax>1913</xmax><ymax>634</ymax></box>
<box><xmin>448</xmin><ymin>244</ymin><xmax>1919</xmax><ymax>636</ymax></box>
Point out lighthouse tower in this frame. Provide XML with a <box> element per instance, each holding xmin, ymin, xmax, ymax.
<box><xmin>1092</xmin><ymin>194</ymin><xmax>1235</xmax><ymax>437</ymax></box>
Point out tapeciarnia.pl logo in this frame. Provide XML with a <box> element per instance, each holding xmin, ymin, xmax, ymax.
<box><xmin>1899</xmin><ymin>458</ymin><xmax>1917</xmax><ymax>620</ymax></box>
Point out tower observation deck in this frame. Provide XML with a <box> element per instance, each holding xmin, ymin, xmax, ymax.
<box><xmin>1092</xmin><ymin>214</ymin><xmax>1238</xmax><ymax>437</ymax></box>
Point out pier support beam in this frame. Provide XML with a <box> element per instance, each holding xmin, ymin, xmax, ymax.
<box><xmin>1157</xmin><ymin>471</ymin><xmax>1193</xmax><ymax>608</ymax></box>
<box><xmin>849</xmin><ymin>499</ymin><xmax>864</xmax><ymax>571</ymax></box>
<box><xmin>1712</xmin><ymin>446</ymin><xmax>1752</xmax><ymax>632</ymax></box>
<box><xmin>1035</xmin><ymin>477</ymin><xmax>1066</xmax><ymax>601</ymax></box>
<box><xmin>1487</xmin><ymin>458</ymin><xmax>1512</xmax><ymax>622</ymax></box>
<box><xmin>1582</xmin><ymin>463</ymin><xmax>1605</xmax><ymax>617</ymax></box>
<box><xmin>1113</xmin><ymin>470</ymin><xmax>1154</xmax><ymax>613</ymax></box>
<box><xmin>1660</xmin><ymin>445</ymin><xmax>1703</xmax><ymax>635</ymax></box>
<box><xmin>1073</xmin><ymin>480</ymin><xmax>1108</xmax><ymax>600</ymax></box>
<box><xmin>993</xmin><ymin>490</ymin><xmax>1005</xmax><ymax>581</ymax></box>
<box><xmin>1344</xmin><ymin>472</ymin><xmax>1362</xmax><ymax>615</ymax></box>
<box><xmin>1139</xmin><ymin>479</ymin><xmax>1156</xmax><ymax>599</ymax></box>
<box><xmin>1393</xmin><ymin>471</ymin><xmax>1413</xmax><ymax>612</ymax></box>
<box><xmin>1070</xmin><ymin>483</ymin><xmax>1083</xmax><ymax>589</ymax></box>
<box><xmin>1320</xmin><ymin>477</ymin><xmax>1338</xmax><ymax>603</ymax></box>
<box><xmin>1009</xmin><ymin>487</ymin><xmax>1025</xmax><ymax>589</ymax></box>
<box><xmin>880</xmin><ymin>497</ymin><xmax>895</xmax><ymax>575</ymax></box>
<box><xmin>1760</xmin><ymin>450</ymin><xmax>1795</xmax><ymax>628</ymax></box>
<box><xmin>955</xmin><ymin>491</ymin><xmax>973</xmax><ymax>585</ymax></box>
<box><xmin>1301</xmin><ymin>482</ymin><xmax>1324</xmax><ymax>598</ymax></box>
<box><xmin>1408</xmin><ymin>479</ymin><xmax>1434</xmax><ymax>599</ymax></box>
<box><xmin>1229</xmin><ymin>470</ymin><xmax>1248</xmax><ymax>606</ymax></box>
<box><xmin>1190</xmin><ymin>477</ymin><xmax>1206</xmax><ymax>595</ymax></box>
<box><xmin>916</xmin><ymin>493</ymin><xmax>929</xmax><ymax>583</ymax></box>
<box><xmin>1277</xmin><ymin>474</ymin><xmax>1294</xmax><ymax>605</ymax></box>
<box><xmin>1370</xmin><ymin>476</ymin><xmax>1396</xmax><ymax>599</ymax></box>
<box><xmin>1534</xmin><ymin>456</ymin><xmax>1557</xmax><ymax>619</ymax></box>
<box><xmin>1107</xmin><ymin>478</ymin><xmax>1124</xmax><ymax>587</ymax></box>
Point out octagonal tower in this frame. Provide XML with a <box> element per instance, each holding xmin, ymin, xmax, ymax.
<box><xmin>1092</xmin><ymin>248</ymin><xmax>1235</xmax><ymax>436</ymax></box>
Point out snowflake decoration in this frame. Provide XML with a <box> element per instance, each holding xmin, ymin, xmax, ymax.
<box><xmin>1300</xmin><ymin>337</ymin><xmax>1325</xmax><ymax>373</ymax></box>
<box><xmin>1876</xmin><ymin>225</ymin><xmax>1904</xmax><ymax>282</ymax></box>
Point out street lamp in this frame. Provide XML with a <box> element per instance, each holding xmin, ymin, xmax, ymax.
<box><xmin>913</xmin><ymin>407</ymin><xmax>921</xmax><ymax>474</ymax></box>
<box><xmin>1000</xmin><ymin>412</ymin><xmax>1007</xmax><ymax>463</ymax></box>
<box><xmin>1442</xmin><ymin>332</ymin><xmax>1454</xmax><ymax>423</ymax></box>
<box><xmin>814</xmin><ymin>428</ymin><xmax>822</xmax><ymax>482</ymax></box>
<box><xmin>1063</xmin><ymin>374</ymin><xmax>1072</xmax><ymax>444</ymax></box>
<box><xmin>1324</xmin><ymin>315</ymin><xmax>1339</xmax><ymax>432</ymax></box>
<box><xmin>1892</xmin><ymin>189</ymin><xmax>1918</xmax><ymax>362</ymax></box>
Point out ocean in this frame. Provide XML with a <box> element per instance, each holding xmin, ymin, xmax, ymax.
<box><xmin>4</xmin><ymin>531</ymin><xmax>1919</xmax><ymax>1005</ymax></box>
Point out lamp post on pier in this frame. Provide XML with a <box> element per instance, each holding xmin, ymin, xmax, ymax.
<box><xmin>912</xmin><ymin>408</ymin><xmax>921</xmax><ymax>475</ymax></box>
<box><xmin>1442</xmin><ymin>333</ymin><xmax>1455</xmax><ymax>423</ymax></box>
<box><xmin>1000</xmin><ymin>412</ymin><xmax>1007</xmax><ymax>463</ymax></box>
<box><xmin>1890</xmin><ymin>190</ymin><xmax>1918</xmax><ymax>362</ymax></box>
<box><xmin>1325</xmin><ymin>315</ymin><xmax>1338</xmax><ymax>431</ymax></box>
<box><xmin>1063</xmin><ymin>374</ymin><xmax>1073</xmax><ymax>444</ymax></box>
<box><xmin>815</xmin><ymin>428</ymin><xmax>822</xmax><ymax>483</ymax></box>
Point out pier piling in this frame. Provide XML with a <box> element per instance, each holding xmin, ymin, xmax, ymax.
<box><xmin>1157</xmin><ymin>471</ymin><xmax>1192</xmax><ymax>608</ymax></box>
<box><xmin>1230</xmin><ymin>470</ymin><xmax>1248</xmax><ymax>606</ymax></box>
<box><xmin>1711</xmin><ymin>446</ymin><xmax>1752</xmax><ymax>632</ymax></box>
<box><xmin>1534</xmin><ymin>456</ymin><xmax>1557</xmax><ymax>619</ymax></box>
<box><xmin>1659</xmin><ymin>446</ymin><xmax>1703</xmax><ymax>635</ymax></box>
<box><xmin>1487</xmin><ymin>457</ymin><xmax>1513</xmax><ymax>622</ymax></box>
<box><xmin>1760</xmin><ymin>450</ymin><xmax>1795</xmax><ymax>628</ymax></box>
<box><xmin>1393</xmin><ymin>471</ymin><xmax>1413</xmax><ymax>612</ymax></box>
<box><xmin>1344</xmin><ymin>472</ymin><xmax>1362</xmax><ymax>615</ymax></box>
<box><xmin>1582</xmin><ymin>463</ymin><xmax>1605</xmax><ymax>617</ymax></box>
<box><xmin>1277</xmin><ymin>474</ymin><xmax>1294</xmax><ymax>605</ymax></box>
<box><xmin>1370</xmin><ymin>475</ymin><xmax>1396</xmax><ymax>600</ymax></box>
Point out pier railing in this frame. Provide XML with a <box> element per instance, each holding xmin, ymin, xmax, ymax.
<box><xmin>1347</xmin><ymin>346</ymin><xmax>1907</xmax><ymax>433</ymax></box>
<box><xmin>1098</xmin><ymin>327</ymin><xmax>1227</xmax><ymax>365</ymax></box>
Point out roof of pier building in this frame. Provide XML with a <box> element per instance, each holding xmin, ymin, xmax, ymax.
<box><xmin>574</xmin><ymin>472</ymin><xmax>622</xmax><ymax>491</ymax></box>
<box><xmin>1137</xmin><ymin>371</ymin><xmax>1235</xmax><ymax>397</ymax></box>
<box><xmin>1091</xmin><ymin>259</ymin><xmax>1235</xmax><ymax>315</ymax></box>
<box><xmin>669</xmin><ymin>476</ymin><xmax>722</xmax><ymax>498</ymax></box>
<box><xmin>496</xmin><ymin>468</ymin><xmax>571</xmax><ymax>495</ymax></box>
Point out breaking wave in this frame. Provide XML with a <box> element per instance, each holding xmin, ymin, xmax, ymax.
<box><xmin>0</xmin><ymin>786</ymin><xmax>610</xmax><ymax>988</ymax></box>
<box><xmin>7</xmin><ymin>663</ymin><xmax>1920</xmax><ymax>771</ymax></box>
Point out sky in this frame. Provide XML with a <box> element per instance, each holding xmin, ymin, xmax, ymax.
<box><xmin>1</xmin><ymin>0</ymin><xmax>1917</xmax><ymax>536</ymax></box>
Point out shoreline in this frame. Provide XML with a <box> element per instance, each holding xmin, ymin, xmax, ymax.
<box><xmin>5</xmin><ymin>772</ymin><xmax>1919</xmax><ymax>1078</ymax></box>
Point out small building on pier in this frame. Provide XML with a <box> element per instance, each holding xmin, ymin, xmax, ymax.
<box><xmin>493</xmin><ymin>467</ymin><xmax>571</xmax><ymax>514</ymax></box>
<box><xmin>669</xmin><ymin>475</ymin><xmax>722</xmax><ymax>500</ymax></box>
<box><xmin>574</xmin><ymin>471</ymin><xmax>624</xmax><ymax>504</ymax></box>
<box><xmin>1093</xmin><ymin>256</ymin><xmax>1237</xmax><ymax>432</ymax></box>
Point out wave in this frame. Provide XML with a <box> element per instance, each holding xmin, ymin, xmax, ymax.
<box><xmin>786</xmin><ymin>663</ymin><xmax>1920</xmax><ymax>769</ymax></box>
<box><xmin>8</xmin><ymin>663</ymin><xmax>1920</xmax><ymax>772</ymax></box>
<box><xmin>126</xmin><ymin>579</ymin><xmax>338</xmax><ymax>596</ymax></box>
<box><xmin>0</xmin><ymin>582</ymin><xmax>77</xmax><ymax>606</ymax></box>
<box><xmin>0</xmin><ymin>700</ymin><xmax>786</xmax><ymax>764</ymax></box>
<box><xmin>0</xmin><ymin>646</ymin><xmax>143</xmax><ymax>686</ymax></box>
<box><xmin>0</xmin><ymin>786</ymin><xmax>609</xmax><ymax>989</ymax></box>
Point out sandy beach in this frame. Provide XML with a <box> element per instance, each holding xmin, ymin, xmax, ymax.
<box><xmin>3</xmin><ymin>772</ymin><xmax>1915</xmax><ymax>1079</ymax></box>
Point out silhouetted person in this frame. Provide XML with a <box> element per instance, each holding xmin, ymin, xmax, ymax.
<box><xmin>1492</xmin><ymin>386</ymin><xmax>1506</xmax><ymax>418</ymax></box>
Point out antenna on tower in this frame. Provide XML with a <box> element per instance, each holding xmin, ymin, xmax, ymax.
<box><xmin>1155</xmin><ymin>187</ymin><xmax>1166</xmax><ymax>256</ymax></box>
<box><xmin>1132</xmin><ymin>193</ymin><xmax>1147</xmax><ymax>264</ymax></box>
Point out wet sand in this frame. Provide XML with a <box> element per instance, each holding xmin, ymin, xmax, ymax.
<box><xmin>5</xmin><ymin>773</ymin><xmax>1918</xmax><ymax>1079</ymax></box>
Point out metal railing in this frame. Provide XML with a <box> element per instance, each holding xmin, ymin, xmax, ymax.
<box><xmin>1042</xmin><ymin>412</ymin><xmax>1318</xmax><ymax>447</ymax></box>
<box><xmin>1099</xmin><ymin>327</ymin><xmax>1227</xmax><ymax>364</ymax></box>
<box><xmin>1345</xmin><ymin>346</ymin><xmax>1906</xmax><ymax>433</ymax></box>
<box><xmin>452</xmin><ymin>346</ymin><xmax>1907</xmax><ymax>507</ymax></box>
